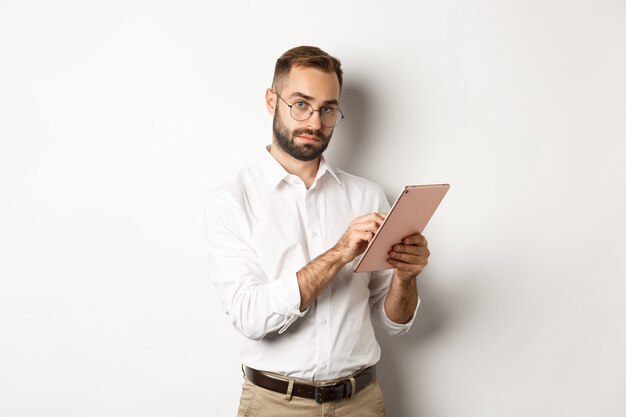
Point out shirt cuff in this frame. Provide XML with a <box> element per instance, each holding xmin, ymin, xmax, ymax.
<box><xmin>380</xmin><ymin>296</ymin><xmax>421</xmax><ymax>335</ymax></box>
<box><xmin>269</xmin><ymin>272</ymin><xmax>309</xmax><ymax>334</ymax></box>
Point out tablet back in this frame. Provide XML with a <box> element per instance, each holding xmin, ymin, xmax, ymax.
<box><xmin>354</xmin><ymin>184</ymin><xmax>449</xmax><ymax>273</ymax></box>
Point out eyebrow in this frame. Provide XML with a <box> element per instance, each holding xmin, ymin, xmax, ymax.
<box><xmin>288</xmin><ymin>91</ymin><xmax>339</xmax><ymax>106</ymax></box>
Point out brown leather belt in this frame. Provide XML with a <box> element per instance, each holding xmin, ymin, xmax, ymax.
<box><xmin>244</xmin><ymin>365</ymin><xmax>376</xmax><ymax>404</ymax></box>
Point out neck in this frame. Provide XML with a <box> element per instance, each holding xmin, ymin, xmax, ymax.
<box><xmin>268</xmin><ymin>142</ymin><xmax>320</xmax><ymax>189</ymax></box>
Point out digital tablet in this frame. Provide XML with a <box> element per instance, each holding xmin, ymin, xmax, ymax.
<box><xmin>353</xmin><ymin>184</ymin><xmax>450</xmax><ymax>273</ymax></box>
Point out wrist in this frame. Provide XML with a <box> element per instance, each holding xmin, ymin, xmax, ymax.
<box><xmin>328</xmin><ymin>245</ymin><xmax>350</xmax><ymax>266</ymax></box>
<box><xmin>393</xmin><ymin>271</ymin><xmax>418</xmax><ymax>287</ymax></box>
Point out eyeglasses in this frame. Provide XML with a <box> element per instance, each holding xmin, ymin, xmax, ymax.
<box><xmin>273</xmin><ymin>91</ymin><xmax>344</xmax><ymax>128</ymax></box>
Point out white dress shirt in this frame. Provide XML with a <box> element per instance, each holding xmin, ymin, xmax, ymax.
<box><xmin>204</xmin><ymin>146</ymin><xmax>419</xmax><ymax>381</ymax></box>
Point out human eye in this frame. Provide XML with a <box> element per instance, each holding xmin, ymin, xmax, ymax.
<box><xmin>320</xmin><ymin>106</ymin><xmax>336</xmax><ymax>114</ymax></box>
<box><xmin>294</xmin><ymin>100</ymin><xmax>309</xmax><ymax>109</ymax></box>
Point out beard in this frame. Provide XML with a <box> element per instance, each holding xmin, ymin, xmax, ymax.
<box><xmin>272</xmin><ymin>110</ymin><xmax>332</xmax><ymax>162</ymax></box>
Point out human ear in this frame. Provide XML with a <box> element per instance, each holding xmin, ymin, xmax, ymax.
<box><xmin>265</xmin><ymin>88</ymin><xmax>276</xmax><ymax>115</ymax></box>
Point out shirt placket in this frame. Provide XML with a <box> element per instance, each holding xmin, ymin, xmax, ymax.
<box><xmin>304</xmin><ymin>189</ymin><xmax>332</xmax><ymax>381</ymax></box>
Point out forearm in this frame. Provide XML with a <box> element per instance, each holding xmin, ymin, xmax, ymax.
<box><xmin>296</xmin><ymin>212</ymin><xmax>387</xmax><ymax>311</ymax></box>
<box><xmin>296</xmin><ymin>247</ymin><xmax>346</xmax><ymax>311</ymax></box>
<box><xmin>383</xmin><ymin>274</ymin><xmax>418</xmax><ymax>324</ymax></box>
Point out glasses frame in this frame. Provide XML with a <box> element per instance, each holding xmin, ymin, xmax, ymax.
<box><xmin>273</xmin><ymin>91</ymin><xmax>344</xmax><ymax>128</ymax></box>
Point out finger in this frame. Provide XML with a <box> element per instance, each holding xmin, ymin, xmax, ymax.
<box><xmin>355</xmin><ymin>230</ymin><xmax>375</xmax><ymax>243</ymax></box>
<box><xmin>389</xmin><ymin>251</ymin><xmax>420</xmax><ymax>264</ymax></box>
<box><xmin>402</xmin><ymin>234</ymin><xmax>428</xmax><ymax>246</ymax></box>
<box><xmin>388</xmin><ymin>251</ymin><xmax>428</xmax><ymax>266</ymax></box>
<box><xmin>392</xmin><ymin>244</ymin><xmax>430</xmax><ymax>257</ymax></box>
<box><xmin>353</xmin><ymin>221</ymin><xmax>383</xmax><ymax>233</ymax></box>
<box><xmin>386</xmin><ymin>258</ymin><xmax>426</xmax><ymax>273</ymax></box>
<box><xmin>367</xmin><ymin>213</ymin><xmax>386</xmax><ymax>226</ymax></box>
<box><xmin>356</xmin><ymin>212</ymin><xmax>387</xmax><ymax>225</ymax></box>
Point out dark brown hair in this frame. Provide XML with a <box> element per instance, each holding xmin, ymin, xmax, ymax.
<box><xmin>272</xmin><ymin>46</ymin><xmax>343</xmax><ymax>93</ymax></box>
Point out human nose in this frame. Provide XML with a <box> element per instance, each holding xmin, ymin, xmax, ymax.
<box><xmin>305</xmin><ymin>109</ymin><xmax>323</xmax><ymax>130</ymax></box>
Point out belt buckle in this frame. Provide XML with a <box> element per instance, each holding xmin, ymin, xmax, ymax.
<box><xmin>314</xmin><ymin>382</ymin><xmax>347</xmax><ymax>404</ymax></box>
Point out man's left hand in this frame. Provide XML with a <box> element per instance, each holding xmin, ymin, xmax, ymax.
<box><xmin>387</xmin><ymin>233</ymin><xmax>430</xmax><ymax>281</ymax></box>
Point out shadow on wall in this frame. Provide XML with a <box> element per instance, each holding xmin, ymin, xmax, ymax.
<box><xmin>374</xmin><ymin>273</ymin><xmax>478</xmax><ymax>416</ymax></box>
<box><xmin>333</xmin><ymin>80</ymin><xmax>470</xmax><ymax>416</ymax></box>
<box><xmin>326</xmin><ymin>80</ymin><xmax>375</xmax><ymax>177</ymax></box>
<box><xmin>374</xmin><ymin>278</ymin><xmax>447</xmax><ymax>417</ymax></box>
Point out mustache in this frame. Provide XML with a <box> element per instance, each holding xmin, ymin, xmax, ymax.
<box><xmin>293</xmin><ymin>128</ymin><xmax>326</xmax><ymax>141</ymax></box>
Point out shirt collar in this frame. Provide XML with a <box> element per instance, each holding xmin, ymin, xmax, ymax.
<box><xmin>259</xmin><ymin>145</ymin><xmax>341</xmax><ymax>189</ymax></box>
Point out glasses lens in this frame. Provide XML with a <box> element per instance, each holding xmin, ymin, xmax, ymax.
<box><xmin>321</xmin><ymin>109</ymin><xmax>342</xmax><ymax>127</ymax></box>
<box><xmin>290</xmin><ymin>101</ymin><xmax>311</xmax><ymax>121</ymax></box>
<box><xmin>286</xmin><ymin>98</ymin><xmax>344</xmax><ymax>127</ymax></box>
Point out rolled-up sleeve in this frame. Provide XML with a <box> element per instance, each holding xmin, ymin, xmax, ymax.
<box><xmin>204</xmin><ymin>192</ymin><xmax>306</xmax><ymax>340</ymax></box>
<box><xmin>368</xmin><ymin>269</ymin><xmax>420</xmax><ymax>335</ymax></box>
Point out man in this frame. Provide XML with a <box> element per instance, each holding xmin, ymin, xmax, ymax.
<box><xmin>204</xmin><ymin>46</ymin><xmax>429</xmax><ymax>417</ymax></box>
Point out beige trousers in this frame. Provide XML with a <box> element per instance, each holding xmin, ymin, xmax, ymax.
<box><xmin>236</xmin><ymin>377</ymin><xmax>387</xmax><ymax>417</ymax></box>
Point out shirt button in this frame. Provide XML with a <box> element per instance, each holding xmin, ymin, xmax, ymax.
<box><xmin>312</xmin><ymin>232</ymin><xmax>318</xmax><ymax>238</ymax></box>
<box><xmin>320</xmin><ymin>363</ymin><xmax>327</xmax><ymax>370</ymax></box>
<box><xmin>321</xmin><ymin>318</ymin><xmax>327</xmax><ymax>325</ymax></box>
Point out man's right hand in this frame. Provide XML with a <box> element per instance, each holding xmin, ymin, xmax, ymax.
<box><xmin>296</xmin><ymin>212</ymin><xmax>387</xmax><ymax>311</ymax></box>
<box><xmin>332</xmin><ymin>212</ymin><xmax>387</xmax><ymax>264</ymax></box>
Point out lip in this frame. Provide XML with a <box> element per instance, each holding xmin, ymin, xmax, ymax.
<box><xmin>298</xmin><ymin>135</ymin><xmax>319</xmax><ymax>142</ymax></box>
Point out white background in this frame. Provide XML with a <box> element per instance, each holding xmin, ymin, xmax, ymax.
<box><xmin>1</xmin><ymin>1</ymin><xmax>625</xmax><ymax>416</ymax></box>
